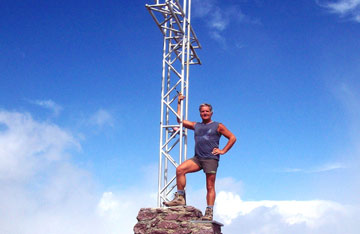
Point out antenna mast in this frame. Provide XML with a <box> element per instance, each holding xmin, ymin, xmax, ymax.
<box><xmin>146</xmin><ymin>0</ymin><xmax>201</xmax><ymax>207</ymax></box>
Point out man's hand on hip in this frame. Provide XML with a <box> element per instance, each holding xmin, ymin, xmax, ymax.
<box><xmin>212</xmin><ymin>148</ymin><xmax>224</xmax><ymax>155</ymax></box>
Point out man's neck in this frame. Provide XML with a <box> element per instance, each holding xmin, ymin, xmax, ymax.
<box><xmin>202</xmin><ymin>119</ymin><xmax>213</xmax><ymax>124</ymax></box>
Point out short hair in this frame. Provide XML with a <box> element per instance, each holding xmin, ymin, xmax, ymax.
<box><xmin>199</xmin><ymin>103</ymin><xmax>213</xmax><ymax>112</ymax></box>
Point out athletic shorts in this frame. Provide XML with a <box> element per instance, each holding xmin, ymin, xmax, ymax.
<box><xmin>190</xmin><ymin>156</ymin><xmax>219</xmax><ymax>174</ymax></box>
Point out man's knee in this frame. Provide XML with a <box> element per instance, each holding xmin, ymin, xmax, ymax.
<box><xmin>207</xmin><ymin>183</ymin><xmax>215</xmax><ymax>191</ymax></box>
<box><xmin>176</xmin><ymin>165</ymin><xmax>185</xmax><ymax>176</ymax></box>
<box><xmin>176</xmin><ymin>160</ymin><xmax>200</xmax><ymax>176</ymax></box>
<box><xmin>206</xmin><ymin>179</ymin><xmax>216</xmax><ymax>191</ymax></box>
<box><xmin>206</xmin><ymin>174</ymin><xmax>216</xmax><ymax>191</ymax></box>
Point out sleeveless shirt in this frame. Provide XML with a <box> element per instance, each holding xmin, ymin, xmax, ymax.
<box><xmin>194</xmin><ymin>121</ymin><xmax>221</xmax><ymax>160</ymax></box>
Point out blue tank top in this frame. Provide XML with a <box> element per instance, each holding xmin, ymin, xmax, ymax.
<box><xmin>194</xmin><ymin>121</ymin><xmax>221</xmax><ymax>160</ymax></box>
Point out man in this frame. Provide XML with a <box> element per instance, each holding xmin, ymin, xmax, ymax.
<box><xmin>163</xmin><ymin>93</ymin><xmax>236</xmax><ymax>221</ymax></box>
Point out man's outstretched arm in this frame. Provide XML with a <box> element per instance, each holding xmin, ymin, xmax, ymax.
<box><xmin>177</xmin><ymin>93</ymin><xmax>196</xmax><ymax>130</ymax></box>
<box><xmin>212</xmin><ymin>123</ymin><xmax>236</xmax><ymax>155</ymax></box>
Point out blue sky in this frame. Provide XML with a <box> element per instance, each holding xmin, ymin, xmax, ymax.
<box><xmin>1</xmin><ymin>0</ymin><xmax>360</xmax><ymax>233</ymax></box>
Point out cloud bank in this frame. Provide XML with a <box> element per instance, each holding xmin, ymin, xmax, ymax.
<box><xmin>180</xmin><ymin>178</ymin><xmax>359</xmax><ymax>234</ymax></box>
<box><xmin>216</xmin><ymin>191</ymin><xmax>345</xmax><ymax>226</ymax></box>
<box><xmin>0</xmin><ymin>110</ymin><xmax>149</xmax><ymax>234</ymax></box>
<box><xmin>318</xmin><ymin>0</ymin><xmax>360</xmax><ymax>22</ymax></box>
<box><xmin>214</xmin><ymin>190</ymin><xmax>360</xmax><ymax>234</ymax></box>
<box><xmin>1</xmin><ymin>109</ymin><xmax>359</xmax><ymax>233</ymax></box>
<box><xmin>0</xmin><ymin>111</ymin><xmax>78</xmax><ymax>181</ymax></box>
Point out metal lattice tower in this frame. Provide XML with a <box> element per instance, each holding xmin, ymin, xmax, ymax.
<box><xmin>146</xmin><ymin>0</ymin><xmax>201</xmax><ymax>207</ymax></box>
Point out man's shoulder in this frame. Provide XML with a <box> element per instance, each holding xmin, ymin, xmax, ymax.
<box><xmin>212</xmin><ymin>121</ymin><xmax>221</xmax><ymax>127</ymax></box>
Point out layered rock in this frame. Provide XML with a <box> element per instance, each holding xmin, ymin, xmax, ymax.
<box><xmin>134</xmin><ymin>206</ymin><xmax>222</xmax><ymax>234</ymax></box>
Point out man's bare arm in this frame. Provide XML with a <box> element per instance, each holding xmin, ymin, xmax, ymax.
<box><xmin>177</xmin><ymin>93</ymin><xmax>196</xmax><ymax>130</ymax></box>
<box><xmin>212</xmin><ymin>123</ymin><xmax>236</xmax><ymax>155</ymax></box>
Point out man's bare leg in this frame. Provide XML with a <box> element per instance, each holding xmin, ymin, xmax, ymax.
<box><xmin>176</xmin><ymin>159</ymin><xmax>201</xmax><ymax>190</ymax></box>
<box><xmin>163</xmin><ymin>159</ymin><xmax>200</xmax><ymax>207</ymax></box>
<box><xmin>205</xmin><ymin>173</ymin><xmax>216</xmax><ymax>205</ymax></box>
<box><xmin>201</xmin><ymin>173</ymin><xmax>216</xmax><ymax>220</ymax></box>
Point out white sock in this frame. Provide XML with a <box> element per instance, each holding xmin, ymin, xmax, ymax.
<box><xmin>177</xmin><ymin>190</ymin><xmax>185</xmax><ymax>196</ymax></box>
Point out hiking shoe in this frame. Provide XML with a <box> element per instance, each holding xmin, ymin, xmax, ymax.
<box><xmin>200</xmin><ymin>207</ymin><xmax>213</xmax><ymax>221</ymax></box>
<box><xmin>163</xmin><ymin>192</ymin><xmax>186</xmax><ymax>207</ymax></box>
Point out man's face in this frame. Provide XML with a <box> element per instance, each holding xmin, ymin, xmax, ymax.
<box><xmin>199</xmin><ymin>106</ymin><xmax>213</xmax><ymax>121</ymax></box>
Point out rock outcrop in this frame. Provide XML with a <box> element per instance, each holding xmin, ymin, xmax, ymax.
<box><xmin>134</xmin><ymin>206</ymin><xmax>222</xmax><ymax>234</ymax></box>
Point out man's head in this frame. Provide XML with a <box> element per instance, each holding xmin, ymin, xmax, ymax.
<box><xmin>199</xmin><ymin>103</ymin><xmax>213</xmax><ymax>123</ymax></box>
<box><xmin>199</xmin><ymin>103</ymin><xmax>213</xmax><ymax>112</ymax></box>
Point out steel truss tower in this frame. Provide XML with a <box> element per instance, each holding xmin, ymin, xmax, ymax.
<box><xmin>146</xmin><ymin>0</ymin><xmax>201</xmax><ymax>207</ymax></box>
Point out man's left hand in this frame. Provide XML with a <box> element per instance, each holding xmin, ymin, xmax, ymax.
<box><xmin>212</xmin><ymin>148</ymin><xmax>224</xmax><ymax>155</ymax></box>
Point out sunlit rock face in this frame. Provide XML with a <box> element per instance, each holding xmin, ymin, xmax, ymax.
<box><xmin>134</xmin><ymin>206</ymin><xmax>222</xmax><ymax>234</ymax></box>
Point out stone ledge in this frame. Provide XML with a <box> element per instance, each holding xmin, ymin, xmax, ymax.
<box><xmin>191</xmin><ymin>220</ymin><xmax>224</xmax><ymax>226</ymax></box>
<box><xmin>134</xmin><ymin>206</ymin><xmax>222</xmax><ymax>234</ymax></box>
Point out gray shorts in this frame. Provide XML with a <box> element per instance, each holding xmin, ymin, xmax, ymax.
<box><xmin>190</xmin><ymin>156</ymin><xmax>219</xmax><ymax>174</ymax></box>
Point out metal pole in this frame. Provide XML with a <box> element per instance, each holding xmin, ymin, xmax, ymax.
<box><xmin>157</xmin><ymin>7</ymin><xmax>168</xmax><ymax>207</ymax></box>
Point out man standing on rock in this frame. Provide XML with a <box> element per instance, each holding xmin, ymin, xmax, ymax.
<box><xmin>163</xmin><ymin>93</ymin><xmax>236</xmax><ymax>221</ymax></box>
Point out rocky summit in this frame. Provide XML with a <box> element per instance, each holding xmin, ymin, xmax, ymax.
<box><xmin>134</xmin><ymin>206</ymin><xmax>222</xmax><ymax>234</ymax></box>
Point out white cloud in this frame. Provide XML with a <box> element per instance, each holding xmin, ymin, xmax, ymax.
<box><xmin>216</xmin><ymin>177</ymin><xmax>243</xmax><ymax>194</ymax></box>
<box><xmin>210</xmin><ymin>7</ymin><xmax>229</xmax><ymax>31</ymax></box>
<box><xmin>281</xmin><ymin>162</ymin><xmax>348</xmax><ymax>173</ymax></box>
<box><xmin>211</xmin><ymin>173</ymin><xmax>360</xmax><ymax>234</ymax></box>
<box><xmin>97</xmin><ymin>190</ymin><xmax>157</xmax><ymax>233</ymax></box>
<box><xmin>318</xmin><ymin>0</ymin><xmax>360</xmax><ymax>22</ymax></box>
<box><xmin>173</xmin><ymin>176</ymin><xmax>360</xmax><ymax>234</ymax></box>
<box><xmin>192</xmin><ymin>0</ymin><xmax>259</xmax><ymax>45</ymax></box>
<box><xmin>312</xmin><ymin>162</ymin><xmax>348</xmax><ymax>172</ymax></box>
<box><xmin>215</xmin><ymin>191</ymin><xmax>243</xmax><ymax>223</ymax></box>
<box><xmin>89</xmin><ymin>109</ymin><xmax>114</xmax><ymax>128</ymax></box>
<box><xmin>2</xmin><ymin>109</ymin><xmax>359</xmax><ymax>234</ymax></box>
<box><xmin>192</xmin><ymin>0</ymin><xmax>214</xmax><ymax>18</ymax></box>
<box><xmin>30</xmin><ymin>99</ymin><xmax>63</xmax><ymax>116</ymax></box>
<box><xmin>215</xmin><ymin>190</ymin><xmax>360</xmax><ymax>234</ymax></box>
<box><xmin>209</xmin><ymin>31</ymin><xmax>226</xmax><ymax>45</ymax></box>
<box><xmin>216</xmin><ymin>191</ymin><xmax>345</xmax><ymax>225</ymax></box>
<box><xmin>282</xmin><ymin>168</ymin><xmax>303</xmax><ymax>173</ymax></box>
<box><xmin>0</xmin><ymin>109</ymin><xmax>153</xmax><ymax>234</ymax></box>
<box><xmin>221</xmin><ymin>202</ymin><xmax>359</xmax><ymax>234</ymax></box>
<box><xmin>0</xmin><ymin>110</ymin><xmax>103</xmax><ymax>233</ymax></box>
<box><xmin>0</xmin><ymin>111</ymin><xmax>79</xmax><ymax>181</ymax></box>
